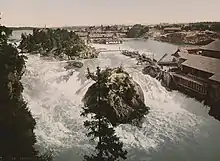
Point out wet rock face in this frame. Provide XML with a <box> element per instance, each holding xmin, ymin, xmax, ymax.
<box><xmin>83</xmin><ymin>67</ymin><xmax>149</xmax><ymax>126</ymax></box>
<box><xmin>64</xmin><ymin>61</ymin><xmax>83</xmax><ymax>70</ymax></box>
<box><xmin>137</xmin><ymin>56</ymin><xmax>157</xmax><ymax>66</ymax></box>
<box><xmin>121</xmin><ymin>51</ymin><xmax>140</xmax><ymax>59</ymax></box>
<box><xmin>142</xmin><ymin>65</ymin><xmax>161</xmax><ymax>78</ymax></box>
<box><xmin>160</xmin><ymin>71</ymin><xmax>172</xmax><ymax>88</ymax></box>
<box><xmin>208</xmin><ymin>100</ymin><xmax>220</xmax><ymax>121</ymax></box>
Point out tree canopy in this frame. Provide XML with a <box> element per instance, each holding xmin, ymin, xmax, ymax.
<box><xmin>82</xmin><ymin>67</ymin><xmax>150</xmax><ymax>161</ymax></box>
<box><xmin>126</xmin><ymin>24</ymin><xmax>149</xmax><ymax>38</ymax></box>
<box><xmin>81</xmin><ymin>67</ymin><xmax>128</xmax><ymax>161</ymax></box>
<box><xmin>83</xmin><ymin>67</ymin><xmax>149</xmax><ymax>126</ymax></box>
<box><xmin>19</xmin><ymin>28</ymin><xmax>97</xmax><ymax>59</ymax></box>
<box><xmin>0</xmin><ymin>26</ymin><xmax>52</xmax><ymax>161</ymax></box>
<box><xmin>0</xmin><ymin>25</ymin><xmax>12</xmax><ymax>40</ymax></box>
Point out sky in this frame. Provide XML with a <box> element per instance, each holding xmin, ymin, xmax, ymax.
<box><xmin>0</xmin><ymin>0</ymin><xmax>220</xmax><ymax>27</ymax></box>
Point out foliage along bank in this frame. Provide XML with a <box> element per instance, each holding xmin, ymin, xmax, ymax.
<box><xmin>126</xmin><ymin>24</ymin><xmax>149</xmax><ymax>38</ymax></box>
<box><xmin>19</xmin><ymin>28</ymin><xmax>99</xmax><ymax>60</ymax></box>
<box><xmin>0</xmin><ymin>26</ymin><xmax>52</xmax><ymax>161</ymax></box>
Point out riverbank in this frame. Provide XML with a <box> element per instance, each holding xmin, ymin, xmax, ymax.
<box><xmin>19</xmin><ymin>28</ymin><xmax>100</xmax><ymax>61</ymax></box>
<box><xmin>149</xmin><ymin>30</ymin><xmax>220</xmax><ymax>45</ymax></box>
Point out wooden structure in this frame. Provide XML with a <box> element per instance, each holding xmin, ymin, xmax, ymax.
<box><xmin>158</xmin><ymin>61</ymin><xmax>177</xmax><ymax>67</ymax></box>
<box><xmin>171</xmin><ymin>50</ymin><xmax>220</xmax><ymax>102</ymax></box>
<box><xmin>172</xmin><ymin>73</ymin><xmax>208</xmax><ymax>96</ymax></box>
<box><xmin>98</xmin><ymin>49</ymin><xmax>125</xmax><ymax>53</ymax></box>
<box><xmin>199</xmin><ymin>39</ymin><xmax>220</xmax><ymax>59</ymax></box>
<box><xmin>89</xmin><ymin>33</ymin><xmax>114</xmax><ymax>39</ymax></box>
<box><xmin>157</xmin><ymin>41</ymin><xmax>220</xmax><ymax>119</ymax></box>
<box><xmin>181</xmin><ymin>39</ymin><xmax>220</xmax><ymax>58</ymax></box>
<box><xmin>92</xmin><ymin>38</ymin><xmax>122</xmax><ymax>44</ymax></box>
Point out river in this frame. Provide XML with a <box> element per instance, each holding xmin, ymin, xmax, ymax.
<box><xmin>12</xmin><ymin>31</ymin><xmax>220</xmax><ymax>161</ymax></box>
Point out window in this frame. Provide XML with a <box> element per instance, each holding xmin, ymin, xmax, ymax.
<box><xmin>192</xmin><ymin>69</ymin><xmax>195</xmax><ymax>75</ymax></box>
<box><xmin>198</xmin><ymin>85</ymin><xmax>201</xmax><ymax>93</ymax></box>
<box><xmin>202</xmin><ymin>86</ymin><xmax>204</xmax><ymax>94</ymax></box>
<box><xmin>192</xmin><ymin>82</ymin><xmax>195</xmax><ymax>90</ymax></box>
<box><xmin>190</xmin><ymin>82</ymin><xmax>192</xmax><ymax>88</ymax></box>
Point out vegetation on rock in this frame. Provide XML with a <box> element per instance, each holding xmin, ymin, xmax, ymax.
<box><xmin>126</xmin><ymin>24</ymin><xmax>149</xmax><ymax>38</ymax></box>
<box><xmin>154</xmin><ymin>22</ymin><xmax>220</xmax><ymax>32</ymax></box>
<box><xmin>152</xmin><ymin>22</ymin><xmax>220</xmax><ymax>45</ymax></box>
<box><xmin>0</xmin><ymin>25</ymin><xmax>52</xmax><ymax>161</ymax></box>
<box><xmin>81</xmin><ymin>67</ymin><xmax>128</xmax><ymax>161</ymax></box>
<box><xmin>64</xmin><ymin>61</ymin><xmax>84</xmax><ymax>70</ymax></box>
<box><xmin>156</xmin><ymin>32</ymin><xmax>215</xmax><ymax>45</ymax></box>
<box><xmin>182</xmin><ymin>22</ymin><xmax>220</xmax><ymax>32</ymax></box>
<box><xmin>19</xmin><ymin>28</ymin><xmax>98</xmax><ymax>60</ymax></box>
<box><xmin>83</xmin><ymin>67</ymin><xmax>149</xmax><ymax>126</ymax></box>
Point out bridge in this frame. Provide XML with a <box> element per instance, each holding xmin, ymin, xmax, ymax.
<box><xmin>97</xmin><ymin>49</ymin><xmax>127</xmax><ymax>53</ymax></box>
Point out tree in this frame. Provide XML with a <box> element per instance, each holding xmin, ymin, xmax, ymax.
<box><xmin>83</xmin><ymin>67</ymin><xmax>149</xmax><ymax>126</ymax></box>
<box><xmin>0</xmin><ymin>26</ymin><xmax>52</xmax><ymax>161</ymax></box>
<box><xmin>18</xmin><ymin>28</ymin><xmax>95</xmax><ymax>59</ymax></box>
<box><xmin>81</xmin><ymin>67</ymin><xmax>128</xmax><ymax>161</ymax></box>
<box><xmin>126</xmin><ymin>24</ymin><xmax>149</xmax><ymax>38</ymax></box>
<box><xmin>0</xmin><ymin>26</ymin><xmax>12</xmax><ymax>40</ymax></box>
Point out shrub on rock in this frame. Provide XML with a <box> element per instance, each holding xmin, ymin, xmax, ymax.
<box><xmin>64</xmin><ymin>61</ymin><xmax>83</xmax><ymax>70</ymax></box>
<box><xmin>83</xmin><ymin>67</ymin><xmax>149</xmax><ymax>126</ymax></box>
<box><xmin>19</xmin><ymin>28</ymin><xmax>99</xmax><ymax>60</ymax></box>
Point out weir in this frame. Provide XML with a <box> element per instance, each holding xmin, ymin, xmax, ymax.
<box><xmin>98</xmin><ymin>49</ymin><xmax>127</xmax><ymax>53</ymax></box>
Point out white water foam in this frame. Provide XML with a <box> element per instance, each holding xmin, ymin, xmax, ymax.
<box><xmin>21</xmin><ymin>43</ymin><xmax>220</xmax><ymax>161</ymax></box>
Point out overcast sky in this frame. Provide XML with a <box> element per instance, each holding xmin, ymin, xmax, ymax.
<box><xmin>0</xmin><ymin>0</ymin><xmax>220</xmax><ymax>27</ymax></box>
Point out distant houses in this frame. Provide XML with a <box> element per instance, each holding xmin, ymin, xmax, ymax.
<box><xmin>73</xmin><ymin>25</ymin><xmax>128</xmax><ymax>44</ymax></box>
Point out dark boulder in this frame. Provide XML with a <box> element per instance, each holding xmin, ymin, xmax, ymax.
<box><xmin>83</xmin><ymin>67</ymin><xmax>149</xmax><ymax>126</ymax></box>
<box><xmin>121</xmin><ymin>50</ymin><xmax>140</xmax><ymax>59</ymax></box>
<box><xmin>64</xmin><ymin>61</ymin><xmax>83</xmax><ymax>70</ymax></box>
<box><xmin>142</xmin><ymin>65</ymin><xmax>161</xmax><ymax>78</ymax></box>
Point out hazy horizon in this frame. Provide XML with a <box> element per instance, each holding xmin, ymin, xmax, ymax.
<box><xmin>1</xmin><ymin>0</ymin><xmax>220</xmax><ymax>27</ymax></box>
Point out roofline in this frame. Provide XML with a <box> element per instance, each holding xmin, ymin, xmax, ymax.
<box><xmin>199</xmin><ymin>48</ymin><xmax>220</xmax><ymax>52</ymax></box>
<box><xmin>181</xmin><ymin>63</ymin><xmax>214</xmax><ymax>75</ymax></box>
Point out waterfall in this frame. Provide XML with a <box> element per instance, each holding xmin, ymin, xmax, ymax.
<box><xmin>22</xmin><ymin>45</ymin><xmax>220</xmax><ymax>161</ymax></box>
<box><xmin>9</xmin><ymin>30</ymin><xmax>219</xmax><ymax>160</ymax></box>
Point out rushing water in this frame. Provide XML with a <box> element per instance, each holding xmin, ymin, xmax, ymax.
<box><xmin>12</xmin><ymin>31</ymin><xmax>220</xmax><ymax>161</ymax></box>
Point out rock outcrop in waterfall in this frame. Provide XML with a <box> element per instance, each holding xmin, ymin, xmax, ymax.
<box><xmin>82</xmin><ymin>67</ymin><xmax>150</xmax><ymax>126</ymax></box>
<box><xmin>120</xmin><ymin>49</ymin><xmax>174</xmax><ymax>90</ymax></box>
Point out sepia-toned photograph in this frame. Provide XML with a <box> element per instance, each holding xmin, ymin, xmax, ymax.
<box><xmin>0</xmin><ymin>0</ymin><xmax>220</xmax><ymax>161</ymax></box>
